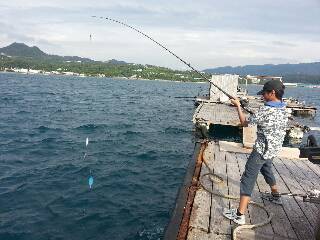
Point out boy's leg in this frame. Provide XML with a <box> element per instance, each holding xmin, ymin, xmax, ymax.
<box><xmin>260</xmin><ymin>159</ymin><xmax>277</xmax><ymax>188</ymax></box>
<box><xmin>223</xmin><ymin>150</ymin><xmax>264</xmax><ymax>224</ymax></box>
<box><xmin>239</xmin><ymin>195</ymin><xmax>251</xmax><ymax>214</ymax></box>
<box><xmin>239</xmin><ymin>150</ymin><xmax>264</xmax><ymax>211</ymax></box>
<box><xmin>260</xmin><ymin>159</ymin><xmax>282</xmax><ymax>204</ymax></box>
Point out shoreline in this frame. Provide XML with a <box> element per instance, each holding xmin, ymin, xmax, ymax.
<box><xmin>0</xmin><ymin>71</ymin><xmax>208</xmax><ymax>84</ymax></box>
<box><xmin>1</xmin><ymin>71</ymin><xmax>319</xmax><ymax>87</ymax></box>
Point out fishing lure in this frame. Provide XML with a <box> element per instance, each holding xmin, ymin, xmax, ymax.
<box><xmin>88</xmin><ymin>175</ymin><xmax>94</xmax><ymax>189</ymax></box>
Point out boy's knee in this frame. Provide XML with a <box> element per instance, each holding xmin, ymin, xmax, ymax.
<box><xmin>240</xmin><ymin>172</ymin><xmax>258</xmax><ymax>197</ymax></box>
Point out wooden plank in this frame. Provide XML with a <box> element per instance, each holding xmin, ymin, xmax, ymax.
<box><xmin>188</xmin><ymin>150</ymin><xmax>213</xmax><ymax>233</ymax></box>
<box><xmin>301</xmin><ymin>159</ymin><xmax>320</xmax><ymax>179</ymax></box>
<box><xmin>192</xmin><ymin>103</ymin><xmax>205</xmax><ymax>123</ymax></box>
<box><xmin>235</xmin><ymin>153</ymin><xmax>274</xmax><ymax>237</ymax></box>
<box><xmin>188</xmin><ymin>188</ymin><xmax>211</xmax><ymax>232</ymax></box>
<box><xmin>219</xmin><ymin>141</ymin><xmax>252</xmax><ymax>154</ymax></box>
<box><xmin>290</xmin><ymin>160</ymin><xmax>320</xmax><ymax>213</ymax></box>
<box><xmin>249</xmin><ymin>155</ymin><xmax>298</xmax><ymax>239</ymax></box>
<box><xmin>292</xmin><ymin>159</ymin><xmax>320</xmax><ymax>182</ymax></box>
<box><xmin>279</xmin><ymin>158</ymin><xmax>320</xmax><ymax>228</ymax></box>
<box><xmin>219</xmin><ymin>141</ymin><xmax>303</xmax><ymax>159</ymax></box>
<box><xmin>209</xmin><ymin>143</ymin><xmax>232</xmax><ymax>235</ymax></box>
<box><xmin>237</xmin><ymin>229</ymin><xmax>297</xmax><ymax>240</ymax></box>
<box><xmin>224</xmin><ymin>151</ymin><xmax>241</xmax><ymax>217</ymax></box>
<box><xmin>243</xmin><ymin>126</ymin><xmax>257</xmax><ymax>148</ymax></box>
<box><xmin>209</xmin><ymin>74</ymin><xmax>238</xmax><ymax>101</ymax></box>
<box><xmin>193</xmin><ymin>103</ymin><xmax>243</xmax><ymax>126</ymax></box>
<box><xmin>272</xmin><ymin>158</ymin><xmax>315</xmax><ymax>239</ymax></box>
<box><xmin>235</xmin><ymin>153</ymin><xmax>253</xmax><ymax>224</ymax></box>
<box><xmin>187</xmin><ymin>228</ymin><xmax>231</xmax><ymax>240</ymax></box>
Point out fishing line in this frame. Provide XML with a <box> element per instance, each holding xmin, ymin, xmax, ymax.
<box><xmin>91</xmin><ymin>16</ymin><xmax>253</xmax><ymax>113</ymax></box>
<box><xmin>90</xmin><ymin>18</ymin><xmax>319</xmax><ymax>135</ymax></box>
<box><xmin>83</xmin><ymin>137</ymin><xmax>94</xmax><ymax>189</ymax></box>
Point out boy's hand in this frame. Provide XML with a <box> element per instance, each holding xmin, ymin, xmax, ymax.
<box><xmin>230</xmin><ymin>98</ymin><xmax>241</xmax><ymax>107</ymax></box>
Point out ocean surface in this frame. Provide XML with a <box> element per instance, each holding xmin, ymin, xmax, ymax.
<box><xmin>0</xmin><ymin>73</ymin><xmax>319</xmax><ymax>240</ymax></box>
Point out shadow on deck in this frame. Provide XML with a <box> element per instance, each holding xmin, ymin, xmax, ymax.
<box><xmin>184</xmin><ymin>141</ymin><xmax>320</xmax><ymax>240</ymax></box>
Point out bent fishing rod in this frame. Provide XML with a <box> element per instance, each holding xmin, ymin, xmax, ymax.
<box><xmin>91</xmin><ymin>16</ymin><xmax>252</xmax><ymax>113</ymax></box>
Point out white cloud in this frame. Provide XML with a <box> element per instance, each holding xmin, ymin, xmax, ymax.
<box><xmin>1</xmin><ymin>0</ymin><xmax>320</xmax><ymax>69</ymax></box>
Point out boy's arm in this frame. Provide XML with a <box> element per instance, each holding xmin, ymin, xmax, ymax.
<box><xmin>231</xmin><ymin>99</ymin><xmax>249</xmax><ymax>127</ymax></box>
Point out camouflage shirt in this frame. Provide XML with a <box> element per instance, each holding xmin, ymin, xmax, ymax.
<box><xmin>248</xmin><ymin>102</ymin><xmax>288</xmax><ymax>160</ymax></box>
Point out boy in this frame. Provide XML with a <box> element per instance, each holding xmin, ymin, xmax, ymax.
<box><xmin>223</xmin><ymin>80</ymin><xmax>288</xmax><ymax>225</ymax></box>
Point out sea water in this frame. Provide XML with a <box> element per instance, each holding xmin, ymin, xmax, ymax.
<box><xmin>0</xmin><ymin>73</ymin><xmax>319</xmax><ymax>240</ymax></box>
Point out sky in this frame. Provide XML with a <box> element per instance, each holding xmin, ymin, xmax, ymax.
<box><xmin>1</xmin><ymin>0</ymin><xmax>320</xmax><ymax>70</ymax></box>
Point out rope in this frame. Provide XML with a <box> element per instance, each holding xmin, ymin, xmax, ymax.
<box><xmin>199</xmin><ymin>143</ymin><xmax>273</xmax><ymax>240</ymax></box>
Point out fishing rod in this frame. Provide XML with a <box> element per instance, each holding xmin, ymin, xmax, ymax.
<box><xmin>91</xmin><ymin>16</ymin><xmax>251</xmax><ymax>113</ymax></box>
<box><xmin>262</xmin><ymin>189</ymin><xmax>320</xmax><ymax>204</ymax></box>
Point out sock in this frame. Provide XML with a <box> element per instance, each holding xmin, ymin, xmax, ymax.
<box><xmin>236</xmin><ymin>209</ymin><xmax>243</xmax><ymax>216</ymax></box>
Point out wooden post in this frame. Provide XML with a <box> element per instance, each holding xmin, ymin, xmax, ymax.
<box><xmin>243</xmin><ymin>126</ymin><xmax>257</xmax><ymax>148</ymax></box>
<box><xmin>209</xmin><ymin>74</ymin><xmax>239</xmax><ymax>102</ymax></box>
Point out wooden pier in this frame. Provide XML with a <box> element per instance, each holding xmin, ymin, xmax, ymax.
<box><xmin>192</xmin><ymin>101</ymin><xmax>309</xmax><ymax>145</ymax></box>
<box><xmin>165</xmin><ymin>75</ymin><xmax>319</xmax><ymax>239</ymax></box>
<box><xmin>167</xmin><ymin>141</ymin><xmax>320</xmax><ymax>240</ymax></box>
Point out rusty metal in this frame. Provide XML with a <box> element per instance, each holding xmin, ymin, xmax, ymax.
<box><xmin>176</xmin><ymin>141</ymin><xmax>208</xmax><ymax>240</ymax></box>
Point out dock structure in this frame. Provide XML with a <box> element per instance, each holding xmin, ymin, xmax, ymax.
<box><xmin>178</xmin><ymin>141</ymin><xmax>320</xmax><ymax>240</ymax></box>
<box><xmin>192</xmin><ymin>101</ymin><xmax>308</xmax><ymax>146</ymax></box>
<box><xmin>165</xmin><ymin>75</ymin><xmax>319</xmax><ymax>240</ymax></box>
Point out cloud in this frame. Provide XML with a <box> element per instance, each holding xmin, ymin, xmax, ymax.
<box><xmin>1</xmin><ymin>0</ymin><xmax>320</xmax><ymax>69</ymax></box>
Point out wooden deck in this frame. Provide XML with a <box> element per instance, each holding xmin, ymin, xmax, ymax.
<box><xmin>187</xmin><ymin>141</ymin><xmax>320</xmax><ymax>240</ymax></box>
<box><xmin>193</xmin><ymin>103</ymin><xmax>244</xmax><ymax>126</ymax></box>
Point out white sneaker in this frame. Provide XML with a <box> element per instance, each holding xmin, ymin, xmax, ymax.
<box><xmin>223</xmin><ymin>208</ymin><xmax>245</xmax><ymax>225</ymax></box>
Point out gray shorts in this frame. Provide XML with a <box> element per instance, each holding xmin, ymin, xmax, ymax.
<box><xmin>240</xmin><ymin>150</ymin><xmax>276</xmax><ymax>197</ymax></box>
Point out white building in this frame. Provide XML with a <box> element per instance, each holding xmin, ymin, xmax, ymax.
<box><xmin>28</xmin><ymin>69</ymin><xmax>41</xmax><ymax>74</ymax></box>
<box><xmin>14</xmin><ymin>68</ymin><xmax>28</xmax><ymax>74</ymax></box>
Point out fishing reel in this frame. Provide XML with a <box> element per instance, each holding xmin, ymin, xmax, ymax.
<box><xmin>303</xmin><ymin>189</ymin><xmax>320</xmax><ymax>204</ymax></box>
<box><xmin>239</xmin><ymin>98</ymin><xmax>254</xmax><ymax>114</ymax></box>
<box><xmin>239</xmin><ymin>99</ymin><xmax>249</xmax><ymax>108</ymax></box>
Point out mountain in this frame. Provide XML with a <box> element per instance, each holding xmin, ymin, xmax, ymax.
<box><xmin>203</xmin><ymin>62</ymin><xmax>320</xmax><ymax>76</ymax></box>
<box><xmin>0</xmin><ymin>42</ymin><xmax>47</xmax><ymax>58</ymax></box>
<box><xmin>0</xmin><ymin>42</ymin><xmax>127</xmax><ymax>64</ymax></box>
<box><xmin>105</xmin><ymin>59</ymin><xmax>128</xmax><ymax>65</ymax></box>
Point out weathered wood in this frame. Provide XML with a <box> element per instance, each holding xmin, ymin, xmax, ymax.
<box><xmin>219</xmin><ymin>141</ymin><xmax>303</xmax><ymax>159</ymax></box>
<box><xmin>209</xmin><ymin>74</ymin><xmax>239</xmax><ymax>101</ymax></box>
<box><xmin>272</xmin><ymin>157</ymin><xmax>315</xmax><ymax>239</ymax></box>
<box><xmin>236</xmin><ymin>229</ymin><xmax>298</xmax><ymax>240</ymax></box>
<box><xmin>279</xmin><ymin>158</ymin><xmax>320</xmax><ymax>228</ymax></box>
<box><xmin>225</xmin><ymin>152</ymin><xmax>241</xmax><ymax>214</ymax></box>
<box><xmin>242</xmin><ymin>126</ymin><xmax>257</xmax><ymax>148</ymax></box>
<box><xmin>249</xmin><ymin>154</ymin><xmax>298</xmax><ymax>239</ymax></box>
<box><xmin>188</xmin><ymin>158</ymin><xmax>212</xmax><ymax>232</ymax></box>
<box><xmin>235</xmin><ymin>153</ymin><xmax>254</xmax><ymax>226</ymax></box>
<box><xmin>187</xmin><ymin>228</ymin><xmax>231</xmax><ymax>240</ymax></box>
<box><xmin>193</xmin><ymin>103</ymin><xmax>244</xmax><ymax>126</ymax></box>
<box><xmin>301</xmin><ymin>159</ymin><xmax>320</xmax><ymax>179</ymax></box>
<box><xmin>188</xmin><ymin>188</ymin><xmax>212</xmax><ymax>232</ymax></box>
<box><xmin>235</xmin><ymin>153</ymin><xmax>274</xmax><ymax>236</ymax></box>
<box><xmin>210</xmin><ymin>143</ymin><xmax>232</xmax><ymax>235</ymax></box>
<box><xmin>292</xmin><ymin>159</ymin><xmax>320</xmax><ymax>182</ymax></box>
<box><xmin>186</xmin><ymin>141</ymin><xmax>319</xmax><ymax>240</ymax></box>
<box><xmin>177</xmin><ymin>142</ymin><xmax>208</xmax><ymax>240</ymax></box>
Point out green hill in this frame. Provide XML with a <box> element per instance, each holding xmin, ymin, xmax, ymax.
<box><xmin>1</xmin><ymin>42</ymin><xmax>319</xmax><ymax>83</ymax></box>
<box><xmin>0</xmin><ymin>42</ymin><xmax>95</xmax><ymax>62</ymax></box>
<box><xmin>0</xmin><ymin>42</ymin><xmax>47</xmax><ymax>58</ymax></box>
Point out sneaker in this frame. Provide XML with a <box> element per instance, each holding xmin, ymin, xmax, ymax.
<box><xmin>223</xmin><ymin>208</ymin><xmax>245</xmax><ymax>225</ymax></box>
<box><xmin>261</xmin><ymin>192</ymin><xmax>283</xmax><ymax>205</ymax></box>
